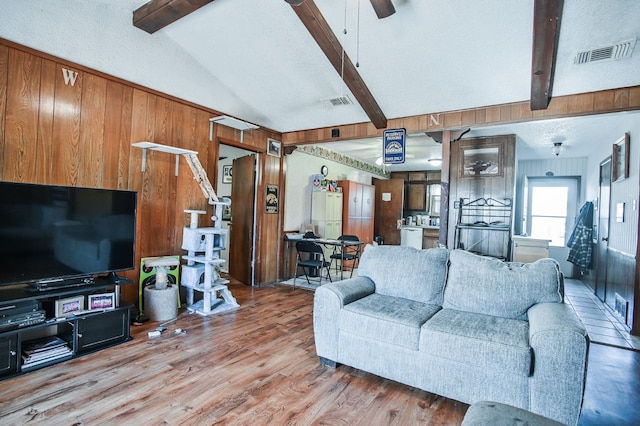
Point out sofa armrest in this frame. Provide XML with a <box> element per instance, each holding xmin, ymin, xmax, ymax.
<box><xmin>313</xmin><ymin>277</ymin><xmax>375</xmax><ymax>364</ymax></box>
<box><xmin>528</xmin><ymin>303</ymin><xmax>589</xmax><ymax>426</ymax></box>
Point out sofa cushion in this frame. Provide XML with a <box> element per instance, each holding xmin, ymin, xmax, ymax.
<box><xmin>443</xmin><ymin>250</ymin><xmax>562</xmax><ymax>320</ymax></box>
<box><xmin>422</xmin><ymin>309</ymin><xmax>532</xmax><ymax>377</ymax></box>
<box><xmin>357</xmin><ymin>245</ymin><xmax>449</xmax><ymax>305</ymax></box>
<box><xmin>340</xmin><ymin>293</ymin><xmax>440</xmax><ymax>350</ymax></box>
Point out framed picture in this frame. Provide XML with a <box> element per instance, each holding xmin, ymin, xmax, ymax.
<box><xmin>55</xmin><ymin>296</ymin><xmax>85</xmax><ymax>318</ymax></box>
<box><xmin>265</xmin><ymin>184</ymin><xmax>279</xmax><ymax>213</ymax></box>
<box><xmin>222</xmin><ymin>165</ymin><xmax>232</xmax><ymax>184</ymax></box>
<box><xmin>88</xmin><ymin>293</ymin><xmax>116</xmax><ymax>310</ymax></box>
<box><xmin>267</xmin><ymin>138</ymin><xmax>281</xmax><ymax>157</ymax></box>
<box><xmin>461</xmin><ymin>144</ymin><xmax>502</xmax><ymax>177</ymax></box>
<box><xmin>612</xmin><ymin>133</ymin><xmax>630</xmax><ymax>182</ymax></box>
<box><xmin>222</xmin><ymin>199</ymin><xmax>231</xmax><ymax>221</ymax></box>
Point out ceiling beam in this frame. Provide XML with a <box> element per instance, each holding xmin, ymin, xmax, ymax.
<box><xmin>530</xmin><ymin>0</ymin><xmax>563</xmax><ymax>110</ymax></box>
<box><xmin>133</xmin><ymin>0</ymin><xmax>215</xmax><ymax>34</ymax></box>
<box><xmin>290</xmin><ymin>1</ymin><xmax>388</xmax><ymax>129</ymax></box>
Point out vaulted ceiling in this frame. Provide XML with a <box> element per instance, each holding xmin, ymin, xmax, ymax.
<box><xmin>1</xmin><ymin>0</ymin><xmax>639</xmax><ymax>169</ymax></box>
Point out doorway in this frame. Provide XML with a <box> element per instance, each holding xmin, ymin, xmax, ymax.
<box><xmin>595</xmin><ymin>157</ymin><xmax>611</xmax><ymax>301</ymax></box>
<box><xmin>525</xmin><ymin>176</ymin><xmax>580</xmax><ymax>277</ymax></box>
<box><xmin>217</xmin><ymin>144</ymin><xmax>258</xmax><ymax>286</ymax></box>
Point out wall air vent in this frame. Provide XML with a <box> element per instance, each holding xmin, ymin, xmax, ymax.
<box><xmin>574</xmin><ymin>39</ymin><xmax>636</xmax><ymax>65</ymax></box>
<box><xmin>321</xmin><ymin>95</ymin><xmax>354</xmax><ymax>108</ymax></box>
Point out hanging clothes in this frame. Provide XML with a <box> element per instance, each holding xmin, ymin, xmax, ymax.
<box><xmin>567</xmin><ymin>201</ymin><xmax>594</xmax><ymax>273</ymax></box>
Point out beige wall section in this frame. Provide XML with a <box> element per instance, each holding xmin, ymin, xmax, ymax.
<box><xmin>283</xmin><ymin>150</ymin><xmax>383</xmax><ymax>232</ymax></box>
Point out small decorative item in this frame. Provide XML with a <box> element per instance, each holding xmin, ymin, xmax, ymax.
<box><xmin>612</xmin><ymin>133</ymin><xmax>630</xmax><ymax>182</ymax></box>
<box><xmin>321</xmin><ymin>165</ymin><xmax>328</xmax><ymax>176</ymax></box>
<box><xmin>88</xmin><ymin>293</ymin><xmax>115</xmax><ymax>310</ymax></box>
<box><xmin>222</xmin><ymin>199</ymin><xmax>231</xmax><ymax>221</ymax></box>
<box><xmin>266</xmin><ymin>184</ymin><xmax>279</xmax><ymax>213</ymax></box>
<box><xmin>222</xmin><ymin>165</ymin><xmax>232</xmax><ymax>183</ymax></box>
<box><xmin>267</xmin><ymin>138</ymin><xmax>281</xmax><ymax>157</ymax></box>
<box><xmin>311</xmin><ymin>174</ymin><xmax>324</xmax><ymax>192</ymax></box>
<box><xmin>55</xmin><ymin>296</ymin><xmax>85</xmax><ymax>318</ymax></box>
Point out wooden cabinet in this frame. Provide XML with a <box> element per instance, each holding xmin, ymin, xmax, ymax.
<box><xmin>407</xmin><ymin>182</ymin><xmax>426</xmax><ymax>210</ymax></box>
<box><xmin>337</xmin><ymin>180</ymin><xmax>375</xmax><ymax>244</ymax></box>
<box><xmin>311</xmin><ymin>192</ymin><xmax>343</xmax><ymax>240</ymax></box>
<box><xmin>0</xmin><ymin>279</ymin><xmax>131</xmax><ymax>381</ymax></box>
<box><xmin>512</xmin><ymin>236</ymin><xmax>550</xmax><ymax>263</ymax></box>
<box><xmin>390</xmin><ymin>171</ymin><xmax>441</xmax><ymax>212</ymax></box>
<box><xmin>422</xmin><ymin>228</ymin><xmax>440</xmax><ymax>249</ymax></box>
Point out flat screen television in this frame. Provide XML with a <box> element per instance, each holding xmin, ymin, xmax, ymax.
<box><xmin>0</xmin><ymin>181</ymin><xmax>137</xmax><ymax>287</ymax></box>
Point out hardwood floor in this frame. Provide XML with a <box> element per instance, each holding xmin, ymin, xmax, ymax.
<box><xmin>0</xmin><ymin>282</ymin><xmax>466</xmax><ymax>425</ymax></box>
<box><xmin>1</xmin><ymin>280</ymin><xmax>638</xmax><ymax>425</ymax></box>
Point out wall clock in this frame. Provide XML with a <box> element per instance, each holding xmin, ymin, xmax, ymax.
<box><xmin>321</xmin><ymin>165</ymin><xmax>328</xmax><ymax>176</ymax></box>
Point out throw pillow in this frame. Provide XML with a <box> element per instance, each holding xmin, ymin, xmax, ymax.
<box><xmin>357</xmin><ymin>245</ymin><xmax>449</xmax><ymax>305</ymax></box>
<box><xmin>443</xmin><ymin>249</ymin><xmax>562</xmax><ymax>320</ymax></box>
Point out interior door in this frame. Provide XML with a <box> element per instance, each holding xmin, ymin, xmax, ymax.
<box><xmin>229</xmin><ymin>154</ymin><xmax>256</xmax><ymax>285</ymax></box>
<box><xmin>373</xmin><ymin>179</ymin><xmax>404</xmax><ymax>245</ymax></box>
<box><xmin>595</xmin><ymin>157</ymin><xmax>611</xmax><ymax>301</ymax></box>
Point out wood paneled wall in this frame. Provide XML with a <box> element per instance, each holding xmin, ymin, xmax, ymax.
<box><xmin>448</xmin><ymin>135</ymin><xmax>516</xmax><ymax>258</ymax></box>
<box><xmin>0</xmin><ymin>39</ymin><xmax>284</xmax><ymax>303</ymax></box>
<box><xmin>282</xmin><ymin>86</ymin><xmax>640</xmax><ymax>146</ymax></box>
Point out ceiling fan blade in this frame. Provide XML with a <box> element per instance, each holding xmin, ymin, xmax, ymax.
<box><xmin>370</xmin><ymin>0</ymin><xmax>395</xmax><ymax>19</ymax></box>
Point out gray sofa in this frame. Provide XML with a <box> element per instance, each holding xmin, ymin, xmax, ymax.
<box><xmin>313</xmin><ymin>246</ymin><xmax>589</xmax><ymax>426</ymax></box>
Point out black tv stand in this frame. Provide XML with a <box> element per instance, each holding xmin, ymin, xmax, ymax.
<box><xmin>0</xmin><ymin>277</ymin><xmax>133</xmax><ymax>380</ymax></box>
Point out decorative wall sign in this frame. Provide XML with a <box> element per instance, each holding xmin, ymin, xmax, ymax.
<box><xmin>266</xmin><ymin>184</ymin><xmax>279</xmax><ymax>213</ymax></box>
<box><xmin>267</xmin><ymin>138</ymin><xmax>281</xmax><ymax>157</ymax></box>
<box><xmin>222</xmin><ymin>165</ymin><xmax>232</xmax><ymax>183</ymax></box>
<box><xmin>383</xmin><ymin>128</ymin><xmax>406</xmax><ymax>164</ymax></box>
<box><xmin>295</xmin><ymin>145</ymin><xmax>388</xmax><ymax>177</ymax></box>
<box><xmin>612</xmin><ymin>133</ymin><xmax>630</xmax><ymax>182</ymax></box>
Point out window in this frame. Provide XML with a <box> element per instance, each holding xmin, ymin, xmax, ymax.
<box><xmin>526</xmin><ymin>178</ymin><xmax>579</xmax><ymax>247</ymax></box>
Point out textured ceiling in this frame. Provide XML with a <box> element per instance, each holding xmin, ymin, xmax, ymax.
<box><xmin>1</xmin><ymin>0</ymin><xmax>638</xmax><ymax>169</ymax></box>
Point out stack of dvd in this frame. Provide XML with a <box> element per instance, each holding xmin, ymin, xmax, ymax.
<box><xmin>21</xmin><ymin>336</ymin><xmax>72</xmax><ymax>369</ymax></box>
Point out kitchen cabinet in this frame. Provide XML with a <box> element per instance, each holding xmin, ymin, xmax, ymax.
<box><xmin>390</xmin><ymin>171</ymin><xmax>441</xmax><ymax>213</ymax></box>
<box><xmin>423</xmin><ymin>228</ymin><xmax>440</xmax><ymax>248</ymax></box>
<box><xmin>407</xmin><ymin>182</ymin><xmax>426</xmax><ymax>210</ymax></box>
<box><xmin>337</xmin><ymin>180</ymin><xmax>374</xmax><ymax>244</ymax></box>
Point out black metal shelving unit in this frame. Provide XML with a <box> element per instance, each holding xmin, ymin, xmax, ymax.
<box><xmin>454</xmin><ymin>197</ymin><xmax>513</xmax><ymax>260</ymax></box>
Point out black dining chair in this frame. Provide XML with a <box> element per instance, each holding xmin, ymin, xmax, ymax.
<box><xmin>294</xmin><ymin>240</ymin><xmax>332</xmax><ymax>289</ymax></box>
<box><xmin>329</xmin><ymin>235</ymin><xmax>361</xmax><ymax>279</ymax></box>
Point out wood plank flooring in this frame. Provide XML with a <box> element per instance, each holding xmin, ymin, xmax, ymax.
<box><xmin>2</xmin><ymin>280</ymin><xmax>639</xmax><ymax>425</ymax></box>
<box><xmin>0</xmin><ymin>282</ymin><xmax>466</xmax><ymax>425</ymax></box>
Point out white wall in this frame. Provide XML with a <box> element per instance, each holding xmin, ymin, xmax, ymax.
<box><xmin>586</xmin><ymin>122</ymin><xmax>640</xmax><ymax>256</ymax></box>
<box><xmin>284</xmin><ymin>150</ymin><xmax>384</xmax><ymax>231</ymax></box>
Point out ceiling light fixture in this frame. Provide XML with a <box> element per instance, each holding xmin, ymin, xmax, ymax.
<box><xmin>428</xmin><ymin>158</ymin><xmax>443</xmax><ymax>167</ymax></box>
<box><xmin>370</xmin><ymin>0</ymin><xmax>396</xmax><ymax>18</ymax></box>
<box><xmin>551</xmin><ymin>142</ymin><xmax>565</xmax><ymax>156</ymax></box>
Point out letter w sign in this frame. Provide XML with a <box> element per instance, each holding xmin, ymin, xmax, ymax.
<box><xmin>61</xmin><ymin>68</ymin><xmax>79</xmax><ymax>86</ymax></box>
